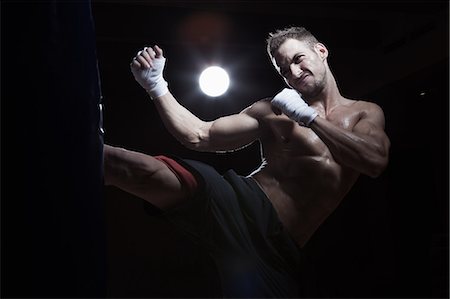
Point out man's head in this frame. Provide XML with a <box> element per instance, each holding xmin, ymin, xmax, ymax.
<box><xmin>266</xmin><ymin>26</ymin><xmax>319</xmax><ymax>58</ymax></box>
<box><xmin>267</xmin><ymin>27</ymin><xmax>330</xmax><ymax>98</ymax></box>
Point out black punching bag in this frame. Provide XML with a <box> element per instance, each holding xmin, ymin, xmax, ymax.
<box><xmin>2</xmin><ymin>1</ymin><xmax>106</xmax><ymax>297</ymax></box>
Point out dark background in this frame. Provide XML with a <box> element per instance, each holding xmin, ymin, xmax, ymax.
<box><xmin>93</xmin><ymin>1</ymin><xmax>449</xmax><ymax>298</ymax></box>
<box><xmin>2</xmin><ymin>0</ymin><xmax>449</xmax><ymax>298</ymax></box>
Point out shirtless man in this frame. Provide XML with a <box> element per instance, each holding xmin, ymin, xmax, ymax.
<box><xmin>104</xmin><ymin>27</ymin><xmax>390</xmax><ymax>297</ymax></box>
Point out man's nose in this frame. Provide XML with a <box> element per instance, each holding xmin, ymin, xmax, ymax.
<box><xmin>289</xmin><ymin>64</ymin><xmax>302</xmax><ymax>78</ymax></box>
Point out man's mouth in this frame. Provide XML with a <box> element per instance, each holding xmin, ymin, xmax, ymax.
<box><xmin>296</xmin><ymin>73</ymin><xmax>309</xmax><ymax>85</ymax></box>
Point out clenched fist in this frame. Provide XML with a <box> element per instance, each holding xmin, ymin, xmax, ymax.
<box><xmin>130</xmin><ymin>45</ymin><xmax>168</xmax><ymax>99</ymax></box>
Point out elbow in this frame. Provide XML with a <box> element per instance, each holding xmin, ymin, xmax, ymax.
<box><xmin>366</xmin><ymin>146</ymin><xmax>390</xmax><ymax>178</ymax></box>
<box><xmin>182</xmin><ymin>140</ymin><xmax>207</xmax><ymax>151</ymax></box>
<box><xmin>180</xmin><ymin>136</ymin><xmax>202</xmax><ymax>151</ymax></box>
<box><xmin>179</xmin><ymin>129</ymin><xmax>210</xmax><ymax>152</ymax></box>
<box><xmin>367</xmin><ymin>157</ymin><xmax>388</xmax><ymax>178</ymax></box>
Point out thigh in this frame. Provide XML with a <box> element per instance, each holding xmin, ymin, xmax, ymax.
<box><xmin>103</xmin><ymin>145</ymin><xmax>189</xmax><ymax>210</ymax></box>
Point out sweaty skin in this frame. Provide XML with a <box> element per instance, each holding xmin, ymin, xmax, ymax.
<box><xmin>240</xmin><ymin>38</ymin><xmax>388</xmax><ymax>247</ymax></box>
<box><xmin>244</xmin><ymin>98</ymin><xmax>373</xmax><ymax>247</ymax></box>
<box><xmin>115</xmin><ymin>38</ymin><xmax>390</xmax><ymax>249</ymax></box>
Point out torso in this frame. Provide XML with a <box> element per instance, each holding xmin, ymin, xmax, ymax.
<box><xmin>248</xmin><ymin>98</ymin><xmax>366</xmax><ymax>247</ymax></box>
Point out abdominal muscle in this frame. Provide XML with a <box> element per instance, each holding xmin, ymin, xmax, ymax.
<box><xmin>250</xmin><ymin>116</ymin><xmax>359</xmax><ymax>247</ymax></box>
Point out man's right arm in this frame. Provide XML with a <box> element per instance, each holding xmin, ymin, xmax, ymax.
<box><xmin>131</xmin><ymin>45</ymin><xmax>261</xmax><ymax>153</ymax></box>
<box><xmin>154</xmin><ymin>92</ymin><xmax>260</xmax><ymax>152</ymax></box>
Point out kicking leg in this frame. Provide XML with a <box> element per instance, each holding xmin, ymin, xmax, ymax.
<box><xmin>103</xmin><ymin>144</ymin><xmax>189</xmax><ymax>210</ymax></box>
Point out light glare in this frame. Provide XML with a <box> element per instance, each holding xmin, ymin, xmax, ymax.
<box><xmin>199</xmin><ymin>66</ymin><xmax>230</xmax><ymax>97</ymax></box>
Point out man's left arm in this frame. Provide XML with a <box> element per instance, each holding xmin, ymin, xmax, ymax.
<box><xmin>309</xmin><ymin>103</ymin><xmax>390</xmax><ymax>177</ymax></box>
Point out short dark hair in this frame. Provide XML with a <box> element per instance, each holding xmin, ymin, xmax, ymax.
<box><xmin>266</xmin><ymin>26</ymin><xmax>319</xmax><ymax>59</ymax></box>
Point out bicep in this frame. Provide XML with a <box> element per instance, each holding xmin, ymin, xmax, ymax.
<box><xmin>201</xmin><ymin>112</ymin><xmax>261</xmax><ymax>152</ymax></box>
<box><xmin>352</xmin><ymin>104</ymin><xmax>390</xmax><ymax>152</ymax></box>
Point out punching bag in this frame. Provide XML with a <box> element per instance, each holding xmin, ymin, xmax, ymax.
<box><xmin>2</xmin><ymin>1</ymin><xmax>106</xmax><ymax>297</ymax></box>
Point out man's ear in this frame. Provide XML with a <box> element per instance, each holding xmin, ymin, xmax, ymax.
<box><xmin>314</xmin><ymin>43</ymin><xmax>328</xmax><ymax>60</ymax></box>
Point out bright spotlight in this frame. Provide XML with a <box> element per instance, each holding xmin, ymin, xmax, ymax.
<box><xmin>199</xmin><ymin>66</ymin><xmax>230</xmax><ymax>97</ymax></box>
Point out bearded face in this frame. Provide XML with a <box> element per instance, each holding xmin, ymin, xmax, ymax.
<box><xmin>274</xmin><ymin>38</ymin><xmax>328</xmax><ymax>99</ymax></box>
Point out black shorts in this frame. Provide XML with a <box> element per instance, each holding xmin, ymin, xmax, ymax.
<box><xmin>165</xmin><ymin>158</ymin><xmax>301</xmax><ymax>298</ymax></box>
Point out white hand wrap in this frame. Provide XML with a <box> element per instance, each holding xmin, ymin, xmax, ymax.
<box><xmin>131</xmin><ymin>52</ymin><xmax>168</xmax><ymax>99</ymax></box>
<box><xmin>271</xmin><ymin>88</ymin><xmax>318</xmax><ymax>126</ymax></box>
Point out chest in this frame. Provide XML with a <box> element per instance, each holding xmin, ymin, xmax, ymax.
<box><xmin>263</xmin><ymin>107</ymin><xmax>361</xmax><ymax>154</ymax></box>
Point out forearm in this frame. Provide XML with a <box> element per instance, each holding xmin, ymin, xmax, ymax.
<box><xmin>129</xmin><ymin>46</ymin><xmax>207</xmax><ymax>149</ymax></box>
<box><xmin>130</xmin><ymin>46</ymin><xmax>258</xmax><ymax>152</ymax></box>
<box><xmin>152</xmin><ymin>91</ymin><xmax>209</xmax><ymax>149</ymax></box>
<box><xmin>310</xmin><ymin>117</ymin><xmax>389</xmax><ymax>177</ymax></box>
